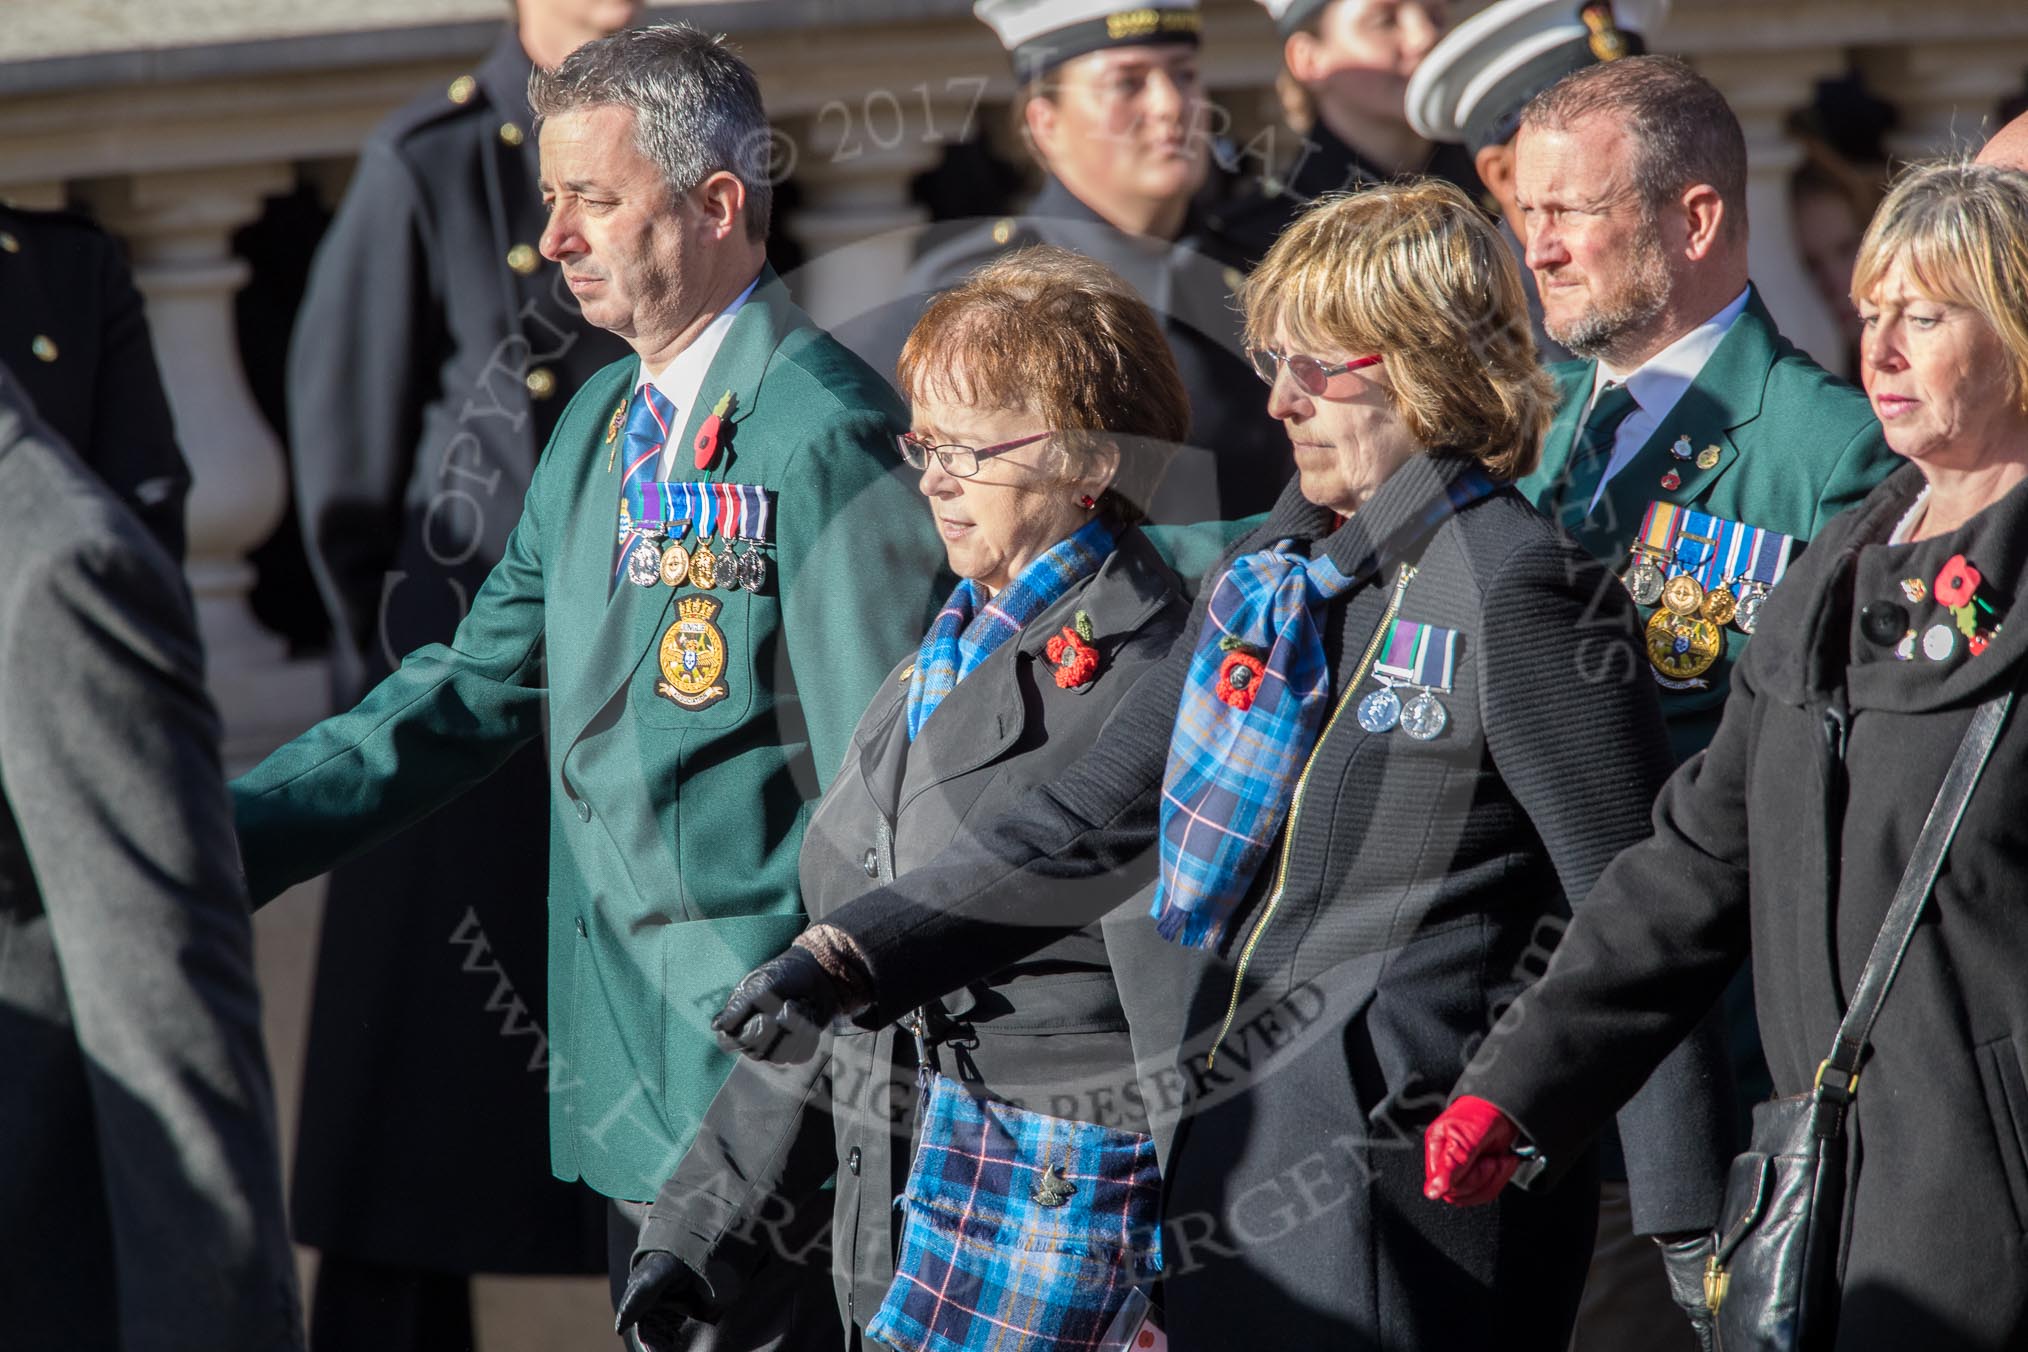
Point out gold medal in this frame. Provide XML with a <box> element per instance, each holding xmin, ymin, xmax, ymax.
<box><xmin>655</xmin><ymin>595</ymin><xmax>730</xmax><ymax>709</ymax></box>
<box><xmin>1661</xmin><ymin>573</ymin><xmax>1705</xmax><ymax>616</ymax></box>
<box><xmin>659</xmin><ymin>540</ymin><xmax>690</xmax><ymax>587</ymax></box>
<box><xmin>1700</xmin><ymin>585</ymin><xmax>1738</xmax><ymax>627</ymax></box>
<box><xmin>1646</xmin><ymin>609</ymin><xmax>1723</xmax><ymax>681</ymax></box>
<box><xmin>690</xmin><ymin>540</ymin><xmax>718</xmax><ymax>590</ymax></box>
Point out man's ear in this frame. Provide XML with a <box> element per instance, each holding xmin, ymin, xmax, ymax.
<box><xmin>693</xmin><ymin>170</ymin><xmax>747</xmax><ymax>240</ymax></box>
<box><xmin>1678</xmin><ymin>183</ymin><xmax>1726</xmax><ymax>262</ymax></box>
<box><xmin>1025</xmin><ymin>89</ymin><xmax>1062</xmax><ymax>164</ymax></box>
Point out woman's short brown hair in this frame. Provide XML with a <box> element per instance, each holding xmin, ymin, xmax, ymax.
<box><xmin>897</xmin><ymin>246</ymin><xmax>1187</xmax><ymax>524</ymax></box>
<box><xmin>1241</xmin><ymin>179</ymin><xmax>1553</xmax><ymax>481</ymax></box>
<box><xmin>1851</xmin><ymin>159</ymin><xmax>2028</xmax><ymax>413</ymax></box>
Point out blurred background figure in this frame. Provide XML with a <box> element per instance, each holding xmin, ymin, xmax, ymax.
<box><xmin>846</xmin><ymin>0</ymin><xmax>1286</xmax><ymax>525</ymax></box>
<box><xmin>1405</xmin><ymin>0</ymin><xmax>1677</xmax><ymax>365</ymax></box>
<box><xmin>282</xmin><ymin>1</ymin><xmax>638</xmax><ymax>1347</ymax></box>
<box><xmin>1211</xmin><ymin>0</ymin><xmax>1476</xmax><ymax>263</ymax></box>
<box><xmin>0</xmin><ymin>202</ymin><xmax>188</xmax><ymax>560</ymax></box>
<box><xmin>0</xmin><ymin>362</ymin><xmax>301</xmax><ymax>1351</ymax></box>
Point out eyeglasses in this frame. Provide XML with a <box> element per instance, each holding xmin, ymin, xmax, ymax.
<box><xmin>1247</xmin><ymin>348</ymin><xmax>1383</xmax><ymax>395</ymax></box>
<box><xmin>897</xmin><ymin>429</ymin><xmax>1054</xmax><ymax>478</ymax></box>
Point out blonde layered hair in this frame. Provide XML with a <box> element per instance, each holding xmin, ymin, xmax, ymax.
<box><xmin>1851</xmin><ymin>159</ymin><xmax>2028</xmax><ymax>413</ymax></box>
<box><xmin>1241</xmin><ymin>179</ymin><xmax>1553</xmax><ymax>481</ymax></box>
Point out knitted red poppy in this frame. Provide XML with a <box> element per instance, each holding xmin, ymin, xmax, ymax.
<box><xmin>1935</xmin><ymin>554</ymin><xmax>1982</xmax><ymax>609</ymax></box>
<box><xmin>1046</xmin><ymin>610</ymin><xmax>1101</xmax><ymax>690</ymax></box>
<box><xmin>1216</xmin><ymin>648</ymin><xmax>1266</xmax><ymax>712</ymax></box>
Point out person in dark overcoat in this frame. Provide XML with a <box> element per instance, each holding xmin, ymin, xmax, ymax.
<box><xmin>616</xmin><ymin>249</ymin><xmax>1195</xmax><ymax>1351</ymax></box>
<box><xmin>1426</xmin><ymin>159</ymin><xmax>2028</xmax><ymax>1352</ymax></box>
<box><xmin>0</xmin><ymin>362</ymin><xmax>300</xmax><ymax>1350</ymax></box>
<box><xmin>839</xmin><ymin>0</ymin><xmax>1285</xmax><ymax>525</ymax></box>
<box><xmin>281</xmin><ymin>4</ymin><xmax>635</xmax><ymax>1342</ymax></box>
<box><xmin>707</xmin><ymin>181</ymin><xmax>1732</xmax><ymax>1351</ymax></box>
<box><xmin>0</xmin><ymin>202</ymin><xmax>189</xmax><ymax>559</ymax></box>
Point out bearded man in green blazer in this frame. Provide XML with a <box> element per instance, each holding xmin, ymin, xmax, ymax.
<box><xmin>1503</xmin><ymin>55</ymin><xmax>1895</xmax><ymax>1352</ymax></box>
<box><xmin>233</xmin><ymin>25</ymin><xmax>942</xmax><ymax>1347</ymax></box>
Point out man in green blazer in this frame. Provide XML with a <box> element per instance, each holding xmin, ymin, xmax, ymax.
<box><xmin>232</xmin><ymin>25</ymin><xmax>942</xmax><ymax>1347</ymax></box>
<box><xmin>1504</xmin><ymin>54</ymin><xmax>1895</xmax><ymax>1352</ymax></box>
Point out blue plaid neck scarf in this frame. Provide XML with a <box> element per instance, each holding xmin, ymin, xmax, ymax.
<box><xmin>906</xmin><ymin>517</ymin><xmax>1114</xmax><ymax>742</ymax></box>
<box><xmin>1150</xmin><ymin>544</ymin><xmax>1357</xmax><ymax>948</ymax></box>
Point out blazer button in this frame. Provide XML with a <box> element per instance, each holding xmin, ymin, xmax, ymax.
<box><xmin>847</xmin><ymin>1145</ymin><xmax>862</xmax><ymax>1176</ymax></box>
<box><xmin>576</xmin><ymin>917</ymin><xmax>588</xmax><ymax>938</ymax></box>
<box><xmin>861</xmin><ymin>848</ymin><xmax>879</xmax><ymax>878</ymax></box>
<box><xmin>574</xmin><ymin>799</ymin><xmax>591</xmax><ymax>823</ymax></box>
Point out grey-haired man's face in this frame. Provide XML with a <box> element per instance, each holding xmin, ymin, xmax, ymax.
<box><xmin>1515</xmin><ymin>117</ymin><xmax>1672</xmax><ymax>363</ymax></box>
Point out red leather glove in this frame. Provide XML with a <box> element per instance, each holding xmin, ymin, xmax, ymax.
<box><xmin>1423</xmin><ymin>1096</ymin><xmax>1523</xmax><ymax>1206</ymax></box>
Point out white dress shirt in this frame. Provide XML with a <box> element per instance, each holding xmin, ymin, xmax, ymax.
<box><xmin>1578</xmin><ymin>286</ymin><xmax>1752</xmax><ymax>513</ymax></box>
<box><xmin>641</xmin><ymin>274</ymin><xmax>760</xmax><ymax>479</ymax></box>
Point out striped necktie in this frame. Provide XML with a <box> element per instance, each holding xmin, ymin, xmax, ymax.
<box><xmin>1547</xmin><ymin>380</ymin><xmax>1639</xmax><ymax>532</ymax></box>
<box><xmin>611</xmin><ymin>382</ymin><xmax>678</xmax><ymax>595</ymax></box>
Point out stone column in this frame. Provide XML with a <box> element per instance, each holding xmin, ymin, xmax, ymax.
<box><xmin>1858</xmin><ymin>40</ymin><xmax>2028</xmax><ymax>161</ymax></box>
<box><xmin>81</xmin><ymin>166</ymin><xmax>327</xmax><ymax>769</ymax></box>
<box><xmin>780</xmin><ymin>96</ymin><xmax>968</xmax><ymax>331</ymax></box>
<box><xmin>1693</xmin><ymin>48</ymin><xmax>1851</xmax><ymax>376</ymax></box>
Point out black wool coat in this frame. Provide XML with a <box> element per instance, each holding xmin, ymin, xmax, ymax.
<box><xmin>640</xmin><ymin>526</ymin><xmax>1189</xmax><ymax>1347</ymax></box>
<box><xmin>1460</xmin><ymin>463</ymin><xmax>2028</xmax><ymax>1351</ymax></box>
<box><xmin>281</xmin><ymin>26</ymin><xmax>625</xmax><ymax>1273</ymax></box>
<box><xmin>815</xmin><ymin>456</ymin><xmax>1734</xmax><ymax>1350</ymax></box>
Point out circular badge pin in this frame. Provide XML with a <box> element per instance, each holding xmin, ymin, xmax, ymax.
<box><xmin>1696</xmin><ymin>445</ymin><xmax>1722</xmax><ymax>470</ymax></box>
<box><xmin>1401</xmin><ymin>690</ymin><xmax>1448</xmax><ymax>741</ymax></box>
<box><xmin>1922</xmin><ymin>623</ymin><xmax>1957</xmax><ymax>662</ymax></box>
<box><xmin>1900</xmin><ymin>577</ymin><xmax>1928</xmax><ymax>604</ymax></box>
<box><xmin>1661</xmin><ymin>573</ymin><xmax>1705</xmax><ymax>617</ymax></box>
<box><xmin>1357</xmin><ymin>684</ymin><xmax>1402</xmax><ymax>734</ymax></box>
<box><xmin>1646</xmin><ymin>610</ymin><xmax>1723</xmax><ymax>681</ymax></box>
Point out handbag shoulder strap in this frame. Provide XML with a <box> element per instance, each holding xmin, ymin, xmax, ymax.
<box><xmin>1817</xmin><ymin>689</ymin><xmax>2015</xmax><ymax>1107</ymax></box>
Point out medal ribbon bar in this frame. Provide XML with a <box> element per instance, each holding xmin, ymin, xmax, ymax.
<box><xmin>1373</xmin><ymin>619</ymin><xmax>1458</xmax><ymax>691</ymax></box>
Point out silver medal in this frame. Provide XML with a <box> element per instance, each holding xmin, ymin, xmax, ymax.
<box><xmin>625</xmin><ymin>537</ymin><xmax>662</xmax><ymax>587</ymax></box>
<box><xmin>1357</xmin><ymin>684</ymin><xmax>1401</xmax><ymax>734</ymax></box>
<box><xmin>1734</xmin><ymin>585</ymin><xmax>1766</xmax><ymax>634</ymax></box>
<box><xmin>1626</xmin><ymin>558</ymin><xmax>1666</xmax><ymax>607</ymax></box>
<box><xmin>1401</xmin><ymin>689</ymin><xmax>1448</xmax><ymax>741</ymax></box>
<box><xmin>740</xmin><ymin>547</ymin><xmax>767</xmax><ymax>592</ymax></box>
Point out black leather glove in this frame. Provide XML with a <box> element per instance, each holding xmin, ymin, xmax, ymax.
<box><xmin>1655</xmin><ymin>1231</ymin><xmax>1719</xmax><ymax>1352</ymax></box>
<box><xmin>710</xmin><ymin>946</ymin><xmax>839</xmax><ymax>1065</ymax></box>
<box><xmin>615</xmin><ymin>1250</ymin><xmax>714</xmax><ymax>1352</ymax></box>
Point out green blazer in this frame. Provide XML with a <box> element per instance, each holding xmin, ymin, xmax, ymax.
<box><xmin>233</xmin><ymin>270</ymin><xmax>946</xmax><ymax>1200</ymax></box>
<box><xmin>1514</xmin><ymin>287</ymin><xmax>1895</xmax><ymax>761</ymax></box>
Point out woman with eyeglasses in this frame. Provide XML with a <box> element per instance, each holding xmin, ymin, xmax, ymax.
<box><xmin>616</xmin><ymin>246</ymin><xmax>1193</xmax><ymax>1352</ymax></box>
<box><xmin>698</xmin><ymin>181</ymin><xmax>1731</xmax><ymax>1351</ymax></box>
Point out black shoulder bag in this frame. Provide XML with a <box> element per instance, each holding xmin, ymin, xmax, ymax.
<box><xmin>1704</xmin><ymin>690</ymin><xmax>2014</xmax><ymax>1352</ymax></box>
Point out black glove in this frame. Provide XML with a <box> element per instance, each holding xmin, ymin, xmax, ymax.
<box><xmin>1655</xmin><ymin>1231</ymin><xmax>1718</xmax><ymax>1352</ymax></box>
<box><xmin>615</xmin><ymin>1250</ymin><xmax>714</xmax><ymax>1352</ymax></box>
<box><xmin>710</xmin><ymin>946</ymin><xmax>839</xmax><ymax>1065</ymax></box>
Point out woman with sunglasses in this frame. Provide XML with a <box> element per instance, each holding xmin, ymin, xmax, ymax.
<box><xmin>616</xmin><ymin>246</ymin><xmax>1192</xmax><ymax>1351</ymax></box>
<box><xmin>698</xmin><ymin>181</ymin><xmax>1731</xmax><ymax>1350</ymax></box>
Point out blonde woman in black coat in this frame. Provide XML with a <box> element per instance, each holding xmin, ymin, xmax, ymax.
<box><xmin>1428</xmin><ymin>160</ymin><xmax>2028</xmax><ymax>1352</ymax></box>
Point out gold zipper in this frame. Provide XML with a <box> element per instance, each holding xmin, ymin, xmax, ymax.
<box><xmin>1206</xmin><ymin>563</ymin><xmax>1417</xmax><ymax>1069</ymax></box>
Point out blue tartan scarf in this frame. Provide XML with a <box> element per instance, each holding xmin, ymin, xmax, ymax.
<box><xmin>1150</xmin><ymin>544</ymin><xmax>1357</xmax><ymax>948</ymax></box>
<box><xmin>906</xmin><ymin>518</ymin><xmax>1114</xmax><ymax>741</ymax></box>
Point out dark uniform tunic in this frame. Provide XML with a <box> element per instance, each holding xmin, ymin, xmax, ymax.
<box><xmin>1208</xmin><ymin>118</ymin><xmax>1483</xmax><ymax>267</ymax></box>
<box><xmin>283</xmin><ymin>26</ymin><xmax>626</xmax><ymax>1275</ymax></box>
<box><xmin>0</xmin><ymin>204</ymin><xmax>189</xmax><ymax>560</ymax></box>
<box><xmin>836</xmin><ymin>176</ymin><xmax>1287</xmax><ymax>524</ymax></box>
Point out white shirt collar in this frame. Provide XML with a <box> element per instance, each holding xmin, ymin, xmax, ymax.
<box><xmin>1592</xmin><ymin>285</ymin><xmax>1752</xmax><ymax>414</ymax></box>
<box><xmin>640</xmin><ymin>274</ymin><xmax>761</xmax><ymax>477</ymax></box>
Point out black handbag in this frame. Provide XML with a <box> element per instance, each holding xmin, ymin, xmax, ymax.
<box><xmin>1704</xmin><ymin>690</ymin><xmax>2014</xmax><ymax>1352</ymax></box>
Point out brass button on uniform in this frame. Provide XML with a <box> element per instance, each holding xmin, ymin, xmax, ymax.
<box><xmin>525</xmin><ymin>366</ymin><xmax>557</xmax><ymax>400</ymax></box>
<box><xmin>30</xmin><ymin>335</ymin><xmax>57</xmax><ymax>362</ymax></box>
<box><xmin>846</xmin><ymin>1146</ymin><xmax>861</xmax><ymax>1176</ymax></box>
<box><xmin>448</xmin><ymin>74</ymin><xmax>477</xmax><ymax>104</ymax></box>
<box><xmin>0</xmin><ymin>231</ymin><xmax>18</xmax><ymax>253</ymax></box>
<box><xmin>498</xmin><ymin>121</ymin><xmax>525</xmax><ymax>147</ymax></box>
<box><xmin>506</xmin><ymin>243</ymin><xmax>539</xmax><ymax>275</ymax></box>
